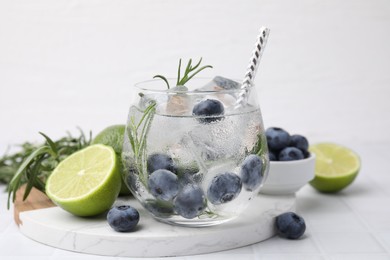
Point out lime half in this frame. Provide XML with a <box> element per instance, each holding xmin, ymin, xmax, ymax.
<box><xmin>309</xmin><ymin>143</ymin><xmax>360</xmax><ymax>193</ymax></box>
<box><xmin>46</xmin><ymin>144</ymin><xmax>121</xmax><ymax>216</ymax></box>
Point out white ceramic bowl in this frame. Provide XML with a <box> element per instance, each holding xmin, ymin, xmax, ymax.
<box><xmin>260</xmin><ymin>154</ymin><xmax>316</xmax><ymax>195</ymax></box>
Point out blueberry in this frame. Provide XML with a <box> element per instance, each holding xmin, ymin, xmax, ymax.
<box><xmin>240</xmin><ymin>154</ymin><xmax>264</xmax><ymax>191</ymax></box>
<box><xmin>278</xmin><ymin>147</ymin><xmax>304</xmax><ymax>161</ymax></box>
<box><xmin>174</xmin><ymin>184</ymin><xmax>206</xmax><ymax>219</ymax></box>
<box><xmin>107</xmin><ymin>205</ymin><xmax>139</xmax><ymax>232</ymax></box>
<box><xmin>302</xmin><ymin>149</ymin><xmax>311</xmax><ymax>158</ymax></box>
<box><xmin>213</xmin><ymin>76</ymin><xmax>241</xmax><ymax>90</ymax></box>
<box><xmin>290</xmin><ymin>134</ymin><xmax>309</xmax><ymax>151</ymax></box>
<box><xmin>265</xmin><ymin>127</ymin><xmax>291</xmax><ymax>151</ymax></box>
<box><xmin>148</xmin><ymin>169</ymin><xmax>179</xmax><ymax>201</ymax></box>
<box><xmin>147</xmin><ymin>153</ymin><xmax>176</xmax><ymax>174</ymax></box>
<box><xmin>192</xmin><ymin>99</ymin><xmax>224</xmax><ymax>123</ymax></box>
<box><xmin>275</xmin><ymin>212</ymin><xmax>306</xmax><ymax>239</ymax></box>
<box><xmin>207</xmin><ymin>172</ymin><xmax>242</xmax><ymax>205</ymax></box>
<box><xmin>268</xmin><ymin>151</ymin><xmax>277</xmax><ymax>161</ymax></box>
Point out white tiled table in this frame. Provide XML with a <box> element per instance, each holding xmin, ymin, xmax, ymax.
<box><xmin>1</xmin><ymin>0</ymin><xmax>390</xmax><ymax>259</ymax></box>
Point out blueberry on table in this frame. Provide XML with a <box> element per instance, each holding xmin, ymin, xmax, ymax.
<box><xmin>265</xmin><ymin>127</ymin><xmax>291</xmax><ymax>151</ymax></box>
<box><xmin>240</xmin><ymin>154</ymin><xmax>264</xmax><ymax>191</ymax></box>
<box><xmin>290</xmin><ymin>134</ymin><xmax>309</xmax><ymax>152</ymax></box>
<box><xmin>275</xmin><ymin>212</ymin><xmax>306</xmax><ymax>239</ymax></box>
<box><xmin>207</xmin><ymin>172</ymin><xmax>242</xmax><ymax>205</ymax></box>
<box><xmin>148</xmin><ymin>169</ymin><xmax>179</xmax><ymax>201</ymax></box>
<box><xmin>278</xmin><ymin>147</ymin><xmax>304</xmax><ymax>161</ymax></box>
<box><xmin>174</xmin><ymin>184</ymin><xmax>206</xmax><ymax>219</ymax></box>
<box><xmin>192</xmin><ymin>99</ymin><xmax>225</xmax><ymax>123</ymax></box>
<box><xmin>107</xmin><ymin>205</ymin><xmax>139</xmax><ymax>232</ymax></box>
<box><xmin>147</xmin><ymin>153</ymin><xmax>176</xmax><ymax>174</ymax></box>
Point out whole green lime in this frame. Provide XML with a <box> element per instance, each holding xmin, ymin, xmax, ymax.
<box><xmin>92</xmin><ymin>125</ymin><xmax>131</xmax><ymax>195</ymax></box>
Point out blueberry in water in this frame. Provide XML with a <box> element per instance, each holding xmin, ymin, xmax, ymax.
<box><xmin>213</xmin><ymin>76</ymin><xmax>241</xmax><ymax>90</ymax></box>
<box><xmin>207</xmin><ymin>172</ymin><xmax>242</xmax><ymax>205</ymax></box>
<box><xmin>240</xmin><ymin>154</ymin><xmax>263</xmax><ymax>191</ymax></box>
<box><xmin>107</xmin><ymin>205</ymin><xmax>139</xmax><ymax>232</ymax></box>
<box><xmin>290</xmin><ymin>134</ymin><xmax>309</xmax><ymax>152</ymax></box>
<box><xmin>192</xmin><ymin>99</ymin><xmax>224</xmax><ymax>123</ymax></box>
<box><xmin>147</xmin><ymin>153</ymin><xmax>176</xmax><ymax>174</ymax></box>
<box><xmin>275</xmin><ymin>212</ymin><xmax>306</xmax><ymax>239</ymax></box>
<box><xmin>174</xmin><ymin>184</ymin><xmax>206</xmax><ymax>219</ymax></box>
<box><xmin>265</xmin><ymin>127</ymin><xmax>291</xmax><ymax>151</ymax></box>
<box><xmin>268</xmin><ymin>151</ymin><xmax>277</xmax><ymax>161</ymax></box>
<box><xmin>148</xmin><ymin>169</ymin><xmax>179</xmax><ymax>201</ymax></box>
<box><xmin>278</xmin><ymin>147</ymin><xmax>304</xmax><ymax>161</ymax></box>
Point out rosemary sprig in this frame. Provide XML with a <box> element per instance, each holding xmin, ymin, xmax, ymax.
<box><xmin>127</xmin><ymin>102</ymin><xmax>156</xmax><ymax>187</ymax></box>
<box><xmin>153</xmin><ymin>58</ymin><xmax>213</xmax><ymax>89</ymax></box>
<box><xmin>1</xmin><ymin>129</ymin><xmax>92</xmax><ymax>209</ymax></box>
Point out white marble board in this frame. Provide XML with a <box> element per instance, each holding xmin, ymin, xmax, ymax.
<box><xmin>19</xmin><ymin>194</ymin><xmax>295</xmax><ymax>257</ymax></box>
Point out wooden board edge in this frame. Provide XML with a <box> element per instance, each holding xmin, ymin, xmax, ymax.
<box><xmin>14</xmin><ymin>184</ymin><xmax>55</xmax><ymax>226</ymax></box>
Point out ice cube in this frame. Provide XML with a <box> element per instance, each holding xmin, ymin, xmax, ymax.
<box><xmin>138</xmin><ymin>92</ymin><xmax>168</xmax><ymax>110</ymax></box>
<box><xmin>155</xmin><ymin>86</ymin><xmax>194</xmax><ymax>116</ymax></box>
<box><xmin>193</xmin><ymin>76</ymin><xmax>242</xmax><ymax>110</ymax></box>
<box><xmin>213</xmin><ymin>76</ymin><xmax>241</xmax><ymax>90</ymax></box>
<box><xmin>164</xmin><ymin>95</ymin><xmax>191</xmax><ymax>115</ymax></box>
<box><xmin>195</xmin><ymin>76</ymin><xmax>241</xmax><ymax>92</ymax></box>
<box><xmin>185</xmin><ymin>119</ymin><xmax>245</xmax><ymax>163</ymax></box>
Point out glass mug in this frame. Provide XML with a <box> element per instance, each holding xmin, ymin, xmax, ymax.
<box><xmin>122</xmin><ymin>77</ymin><xmax>269</xmax><ymax>227</ymax></box>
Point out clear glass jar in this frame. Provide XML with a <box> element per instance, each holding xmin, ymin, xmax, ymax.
<box><xmin>122</xmin><ymin>77</ymin><xmax>269</xmax><ymax>227</ymax></box>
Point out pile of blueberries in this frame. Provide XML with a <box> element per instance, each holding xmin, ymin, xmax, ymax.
<box><xmin>107</xmin><ymin>152</ymin><xmax>264</xmax><ymax>232</ymax></box>
<box><xmin>265</xmin><ymin>127</ymin><xmax>310</xmax><ymax>161</ymax></box>
<box><xmin>145</xmin><ymin>152</ymin><xmax>264</xmax><ymax>219</ymax></box>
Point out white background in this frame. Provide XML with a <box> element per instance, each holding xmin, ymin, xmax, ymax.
<box><xmin>1</xmin><ymin>0</ymin><xmax>390</xmax><ymax>259</ymax></box>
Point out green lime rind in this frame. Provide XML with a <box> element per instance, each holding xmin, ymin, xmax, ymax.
<box><xmin>92</xmin><ymin>125</ymin><xmax>125</xmax><ymax>154</ymax></box>
<box><xmin>309</xmin><ymin>170</ymin><xmax>359</xmax><ymax>193</ymax></box>
<box><xmin>92</xmin><ymin>124</ymin><xmax>132</xmax><ymax>196</ymax></box>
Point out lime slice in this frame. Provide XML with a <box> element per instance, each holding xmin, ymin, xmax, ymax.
<box><xmin>46</xmin><ymin>144</ymin><xmax>121</xmax><ymax>216</ymax></box>
<box><xmin>309</xmin><ymin>143</ymin><xmax>360</xmax><ymax>193</ymax></box>
<box><xmin>92</xmin><ymin>124</ymin><xmax>131</xmax><ymax>196</ymax></box>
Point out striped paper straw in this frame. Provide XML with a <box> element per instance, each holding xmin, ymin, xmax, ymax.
<box><xmin>235</xmin><ymin>27</ymin><xmax>270</xmax><ymax>108</ymax></box>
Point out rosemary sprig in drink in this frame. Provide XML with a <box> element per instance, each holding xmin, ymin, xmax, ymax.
<box><xmin>127</xmin><ymin>102</ymin><xmax>156</xmax><ymax>187</ymax></box>
<box><xmin>153</xmin><ymin>58</ymin><xmax>213</xmax><ymax>89</ymax></box>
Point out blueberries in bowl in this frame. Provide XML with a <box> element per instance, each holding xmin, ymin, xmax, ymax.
<box><xmin>279</xmin><ymin>147</ymin><xmax>304</xmax><ymax>161</ymax></box>
<box><xmin>265</xmin><ymin>127</ymin><xmax>310</xmax><ymax>161</ymax></box>
<box><xmin>192</xmin><ymin>99</ymin><xmax>225</xmax><ymax>123</ymax></box>
<box><xmin>275</xmin><ymin>212</ymin><xmax>306</xmax><ymax>239</ymax></box>
<box><xmin>266</xmin><ymin>127</ymin><xmax>291</xmax><ymax>151</ymax></box>
<box><xmin>290</xmin><ymin>134</ymin><xmax>309</xmax><ymax>151</ymax></box>
<box><xmin>107</xmin><ymin>205</ymin><xmax>140</xmax><ymax>232</ymax></box>
<box><xmin>207</xmin><ymin>172</ymin><xmax>242</xmax><ymax>205</ymax></box>
<box><xmin>268</xmin><ymin>151</ymin><xmax>277</xmax><ymax>161</ymax></box>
